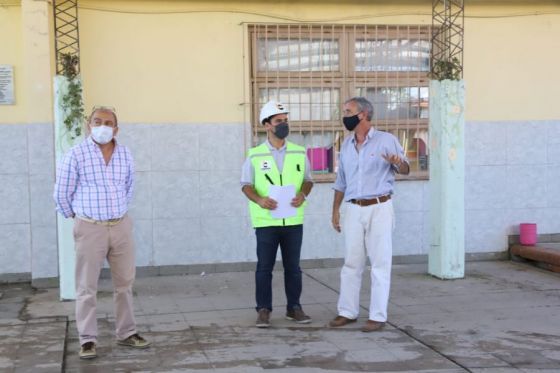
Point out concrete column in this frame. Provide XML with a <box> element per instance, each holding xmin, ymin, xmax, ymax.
<box><xmin>428</xmin><ymin>79</ymin><xmax>465</xmax><ymax>279</ymax></box>
<box><xmin>54</xmin><ymin>74</ymin><xmax>85</xmax><ymax>299</ymax></box>
<box><xmin>21</xmin><ymin>0</ymin><xmax>59</xmax><ymax>286</ymax></box>
<box><xmin>21</xmin><ymin>0</ymin><xmax>54</xmax><ymax>123</ymax></box>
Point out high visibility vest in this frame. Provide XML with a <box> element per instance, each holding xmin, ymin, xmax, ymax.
<box><xmin>248</xmin><ymin>142</ymin><xmax>307</xmax><ymax>228</ymax></box>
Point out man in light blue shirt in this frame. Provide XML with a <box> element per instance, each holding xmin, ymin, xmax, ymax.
<box><xmin>329</xmin><ymin>97</ymin><xmax>409</xmax><ymax>332</ymax></box>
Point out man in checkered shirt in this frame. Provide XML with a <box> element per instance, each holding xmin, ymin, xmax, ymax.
<box><xmin>54</xmin><ymin>106</ymin><xmax>150</xmax><ymax>359</ymax></box>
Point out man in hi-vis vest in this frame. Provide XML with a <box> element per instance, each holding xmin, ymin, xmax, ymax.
<box><xmin>241</xmin><ymin>100</ymin><xmax>314</xmax><ymax>328</ymax></box>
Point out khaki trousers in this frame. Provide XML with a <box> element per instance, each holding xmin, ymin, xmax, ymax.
<box><xmin>74</xmin><ymin>215</ymin><xmax>137</xmax><ymax>344</ymax></box>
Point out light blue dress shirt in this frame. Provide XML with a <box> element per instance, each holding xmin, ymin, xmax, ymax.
<box><xmin>334</xmin><ymin>128</ymin><xmax>407</xmax><ymax>200</ymax></box>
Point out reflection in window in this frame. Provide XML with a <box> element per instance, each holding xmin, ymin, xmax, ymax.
<box><xmin>259</xmin><ymin>88</ymin><xmax>340</xmax><ymax>121</ymax></box>
<box><xmin>388</xmin><ymin>129</ymin><xmax>429</xmax><ymax>172</ymax></box>
<box><xmin>258</xmin><ymin>38</ymin><xmax>340</xmax><ymax>72</ymax></box>
<box><xmin>355</xmin><ymin>39</ymin><xmax>430</xmax><ymax>72</ymax></box>
<box><xmin>357</xmin><ymin>87</ymin><xmax>429</xmax><ymax>120</ymax></box>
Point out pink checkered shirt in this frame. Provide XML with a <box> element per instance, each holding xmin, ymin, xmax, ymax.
<box><xmin>54</xmin><ymin>136</ymin><xmax>134</xmax><ymax>220</ymax></box>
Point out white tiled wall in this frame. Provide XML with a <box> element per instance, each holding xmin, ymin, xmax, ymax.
<box><xmin>0</xmin><ymin>123</ymin><xmax>57</xmax><ymax>279</ymax></box>
<box><xmin>0</xmin><ymin>120</ymin><xmax>559</xmax><ymax>280</ymax></box>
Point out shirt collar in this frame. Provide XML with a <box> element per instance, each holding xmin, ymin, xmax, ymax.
<box><xmin>265</xmin><ymin>139</ymin><xmax>286</xmax><ymax>151</ymax></box>
<box><xmin>351</xmin><ymin>127</ymin><xmax>375</xmax><ymax>144</ymax></box>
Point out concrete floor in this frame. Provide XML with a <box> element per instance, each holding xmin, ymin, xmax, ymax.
<box><xmin>1</xmin><ymin>260</ymin><xmax>559</xmax><ymax>372</ymax></box>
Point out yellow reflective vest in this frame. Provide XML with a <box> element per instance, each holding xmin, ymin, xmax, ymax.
<box><xmin>248</xmin><ymin>142</ymin><xmax>307</xmax><ymax>228</ymax></box>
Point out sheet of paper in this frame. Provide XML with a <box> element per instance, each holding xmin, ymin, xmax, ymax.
<box><xmin>268</xmin><ymin>185</ymin><xmax>297</xmax><ymax>219</ymax></box>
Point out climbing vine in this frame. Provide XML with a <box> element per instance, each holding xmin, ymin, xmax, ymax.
<box><xmin>59</xmin><ymin>53</ymin><xmax>85</xmax><ymax>139</ymax></box>
<box><xmin>430</xmin><ymin>57</ymin><xmax>462</xmax><ymax>81</ymax></box>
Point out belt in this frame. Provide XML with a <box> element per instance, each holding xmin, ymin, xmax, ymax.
<box><xmin>77</xmin><ymin>215</ymin><xmax>124</xmax><ymax>226</ymax></box>
<box><xmin>349</xmin><ymin>195</ymin><xmax>391</xmax><ymax>206</ymax></box>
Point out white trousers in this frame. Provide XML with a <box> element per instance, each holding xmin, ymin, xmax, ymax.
<box><xmin>337</xmin><ymin>200</ymin><xmax>394</xmax><ymax>322</ymax></box>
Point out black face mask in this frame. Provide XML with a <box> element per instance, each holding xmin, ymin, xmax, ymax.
<box><xmin>273</xmin><ymin>122</ymin><xmax>289</xmax><ymax>139</ymax></box>
<box><xmin>343</xmin><ymin>114</ymin><xmax>361</xmax><ymax>131</ymax></box>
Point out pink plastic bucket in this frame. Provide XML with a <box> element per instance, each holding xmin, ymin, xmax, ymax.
<box><xmin>307</xmin><ymin>147</ymin><xmax>329</xmax><ymax>171</ymax></box>
<box><xmin>519</xmin><ymin>223</ymin><xmax>537</xmax><ymax>246</ymax></box>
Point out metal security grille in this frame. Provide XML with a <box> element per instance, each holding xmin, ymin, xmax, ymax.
<box><xmin>249</xmin><ymin>24</ymin><xmax>431</xmax><ymax>181</ymax></box>
<box><xmin>432</xmin><ymin>0</ymin><xmax>464</xmax><ymax>78</ymax></box>
<box><xmin>53</xmin><ymin>0</ymin><xmax>81</xmax><ymax>75</ymax></box>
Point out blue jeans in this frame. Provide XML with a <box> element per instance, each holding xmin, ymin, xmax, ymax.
<box><xmin>255</xmin><ymin>225</ymin><xmax>303</xmax><ymax>312</ymax></box>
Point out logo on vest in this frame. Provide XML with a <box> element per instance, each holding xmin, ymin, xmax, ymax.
<box><xmin>260</xmin><ymin>160</ymin><xmax>271</xmax><ymax>171</ymax></box>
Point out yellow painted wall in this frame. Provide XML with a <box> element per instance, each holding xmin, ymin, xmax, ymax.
<box><xmin>465</xmin><ymin>12</ymin><xmax>560</xmax><ymax>121</ymax></box>
<box><xmin>1</xmin><ymin>1</ymin><xmax>560</xmax><ymax>123</ymax></box>
<box><xmin>77</xmin><ymin>1</ymin><xmax>560</xmax><ymax>122</ymax></box>
<box><xmin>0</xmin><ymin>4</ymin><xmax>23</xmax><ymax>123</ymax></box>
<box><xmin>78</xmin><ymin>0</ymin><xmax>432</xmax><ymax>123</ymax></box>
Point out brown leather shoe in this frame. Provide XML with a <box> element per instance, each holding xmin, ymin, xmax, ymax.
<box><xmin>361</xmin><ymin>320</ymin><xmax>385</xmax><ymax>332</ymax></box>
<box><xmin>79</xmin><ymin>342</ymin><xmax>97</xmax><ymax>359</ymax></box>
<box><xmin>328</xmin><ymin>315</ymin><xmax>357</xmax><ymax>328</ymax></box>
<box><xmin>286</xmin><ymin>307</ymin><xmax>312</xmax><ymax>324</ymax></box>
<box><xmin>256</xmin><ymin>308</ymin><xmax>271</xmax><ymax>328</ymax></box>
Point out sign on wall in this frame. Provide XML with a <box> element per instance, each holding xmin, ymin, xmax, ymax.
<box><xmin>0</xmin><ymin>65</ymin><xmax>15</xmax><ymax>105</ymax></box>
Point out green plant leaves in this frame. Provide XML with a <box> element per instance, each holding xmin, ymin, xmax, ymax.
<box><xmin>60</xmin><ymin>53</ymin><xmax>85</xmax><ymax>139</ymax></box>
<box><xmin>429</xmin><ymin>57</ymin><xmax>462</xmax><ymax>81</ymax></box>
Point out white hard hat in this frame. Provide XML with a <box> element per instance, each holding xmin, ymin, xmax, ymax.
<box><xmin>259</xmin><ymin>100</ymin><xmax>289</xmax><ymax>124</ymax></box>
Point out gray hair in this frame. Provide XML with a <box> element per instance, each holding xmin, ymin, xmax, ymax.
<box><xmin>89</xmin><ymin>106</ymin><xmax>118</xmax><ymax>126</ymax></box>
<box><xmin>344</xmin><ymin>97</ymin><xmax>373</xmax><ymax>121</ymax></box>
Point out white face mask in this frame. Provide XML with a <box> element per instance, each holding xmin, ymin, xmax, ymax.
<box><xmin>91</xmin><ymin>125</ymin><xmax>114</xmax><ymax>145</ymax></box>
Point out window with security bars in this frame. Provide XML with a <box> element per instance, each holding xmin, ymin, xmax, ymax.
<box><xmin>249</xmin><ymin>24</ymin><xmax>431</xmax><ymax>181</ymax></box>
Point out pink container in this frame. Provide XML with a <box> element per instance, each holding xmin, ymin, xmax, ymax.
<box><xmin>519</xmin><ymin>223</ymin><xmax>537</xmax><ymax>246</ymax></box>
<box><xmin>307</xmin><ymin>147</ymin><xmax>329</xmax><ymax>171</ymax></box>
